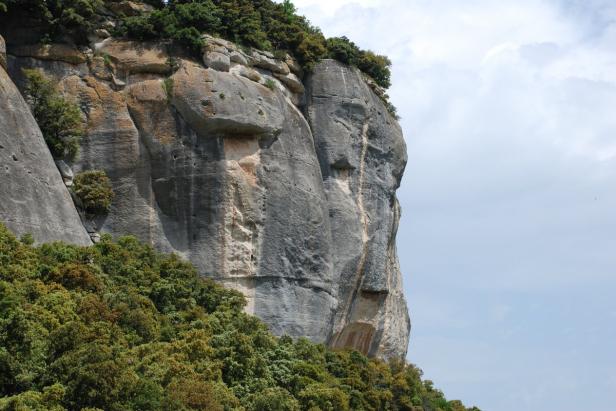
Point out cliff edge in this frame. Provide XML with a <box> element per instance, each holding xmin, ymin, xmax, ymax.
<box><xmin>0</xmin><ymin>29</ymin><xmax>410</xmax><ymax>357</ymax></box>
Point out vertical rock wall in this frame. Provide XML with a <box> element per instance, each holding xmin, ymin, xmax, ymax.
<box><xmin>305</xmin><ymin>60</ymin><xmax>410</xmax><ymax>357</ymax></box>
<box><xmin>0</xmin><ymin>35</ymin><xmax>91</xmax><ymax>245</ymax></box>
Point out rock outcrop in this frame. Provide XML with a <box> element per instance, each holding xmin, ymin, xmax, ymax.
<box><xmin>2</xmin><ymin>33</ymin><xmax>410</xmax><ymax>357</ymax></box>
<box><xmin>0</xmin><ymin>35</ymin><xmax>91</xmax><ymax>245</ymax></box>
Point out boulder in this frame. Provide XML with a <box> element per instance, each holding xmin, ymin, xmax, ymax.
<box><xmin>95</xmin><ymin>39</ymin><xmax>171</xmax><ymax>74</ymax></box>
<box><xmin>274</xmin><ymin>71</ymin><xmax>304</xmax><ymax>94</ymax></box>
<box><xmin>171</xmin><ymin>62</ymin><xmax>283</xmax><ymax>136</ymax></box>
<box><xmin>233</xmin><ymin>65</ymin><xmax>262</xmax><ymax>83</ymax></box>
<box><xmin>251</xmin><ymin>51</ymin><xmax>290</xmax><ymax>74</ymax></box>
<box><xmin>9</xmin><ymin>43</ymin><xmax>86</xmax><ymax>65</ymax></box>
<box><xmin>203</xmin><ymin>50</ymin><xmax>230</xmax><ymax>72</ymax></box>
<box><xmin>229</xmin><ymin>51</ymin><xmax>248</xmax><ymax>66</ymax></box>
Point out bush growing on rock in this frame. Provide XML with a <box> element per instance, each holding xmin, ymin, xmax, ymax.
<box><xmin>0</xmin><ymin>222</ymin><xmax>480</xmax><ymax>411</ymax></box>
<box><xmin>73</xmin><ymin>170</ymin><xmax>114</xmax><ymax>215</ymax></box>
<box><xmin>22</xmin><ymin>68</ymin><xmax>84</xmax><ymax>160</ymax></box>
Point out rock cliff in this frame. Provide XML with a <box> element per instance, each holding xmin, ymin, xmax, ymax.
<box><xmin>0</xmin><ymin>35</ymin><xmax>91</xmax><ymax>245</ymax></box>
<box><xmin>0</xmin><ymin>32</ymin><xmax>410</xmax><ymax>357</ymax></box>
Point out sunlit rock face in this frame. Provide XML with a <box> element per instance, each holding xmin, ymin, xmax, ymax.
<box><xmin>3</xmin><ymin>34</ymin><xmax>410</xmax><ymax>357</ymax></box>
<box><xmin>0</xmin><ymin>35</ymin><xmax>90</xmax><ymax>246</ymax></box>
<box><xmin>305</xmin><ymin>59</ymin><xmax>410</xmax><ymax>357</ymax></box>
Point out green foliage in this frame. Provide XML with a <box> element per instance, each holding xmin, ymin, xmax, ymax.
<box><xmin>0</xmin><ymin>0</ymin><xmax>102</xmax><ymax>41</ymax></box>
<box><xmin>162</xmin><ymin>77</ymin><xmax>174</xmax><ymax>101</ymax></box>
<box><xmin>265</xmin><ymin>78</ymin><xmax>276</xmax><ymax>90</ymax></box>
<box><xmin>22</xmin><ymin>69</ymin><xmax>84</xmax><ymax>160</ymax></box>
<box><xmin>113</xmin><ymin>0</ymin><xmax>391</xmax><ymax>88</ymax></box>
<box><xmin>0</xmin><ymin>223</ymin><xmax>478</xmax><ymax>411</ymax></box>
<box><xmin>72</xmin><ymin>170</ymin><xmax>114</xmax><ymax>215</ymax></box>
<box><xmin>358</xmin><ymin>50</ymin><xmax>392</xmax><ymax>89</ymax></box>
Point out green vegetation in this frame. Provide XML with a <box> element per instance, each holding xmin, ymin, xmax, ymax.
<box><xmin>265</xmin><ymin>78</ymin><xmax>276</xmax><ymax>90</ymax></box>
<box><xmin>0</xmin><ymin>0</ymin><xmax>102</xmax><ymax>41</ymax></box>
<box><xmin>73</xmin><ymin>170</ymin><xmax>114</xmax><ymax>215</ymax></box>
<box><xmin>0</xmin><ymin>223</ymin><xmax>478</xmax><ymax>411</ymax></box>
<box><xmin>113</xmin><ymin>0</ymin><xmax>392</xmax><ymax>88</ymax></box>
<box><xmin>162</xmin><ymin>77</ymin><xmax>174</xmax><ymax>101</ymax></box>
<box><xmin>2</xmin><ymin>0</ymin><xmax>397</xmax><ymax>113</ymax></box>
<box><xmin>327</xmin><ymin>36</ymin><xmax>392</xmax><ymax>89</ymax></box>
<box><xmin>22</xmin><ymin>69</ymin><xmax>84</xmax><ymax>160</ymax></box>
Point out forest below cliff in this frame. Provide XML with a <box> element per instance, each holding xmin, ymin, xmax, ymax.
<box><xmin>0</xmin><ymin>224</ymin><xmax>478</xmax><ymax>411</ymax></box>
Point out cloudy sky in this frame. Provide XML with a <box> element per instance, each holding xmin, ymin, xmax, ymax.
<box><xmin>288</xmin><ymin>0</ymin><xmax>616</xmax><ymax>410</ymax></box>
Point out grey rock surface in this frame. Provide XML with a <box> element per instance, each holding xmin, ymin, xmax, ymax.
<box><xmin>0</xmin><ymin>62</ymin><xmax>91</xmax><ymax>245</ymax></box>
<box><xmin>3</xmin><ymin>39</ymin><xmax>410</xmax><ymax>358</ymax></box>
<box><xmin>305</xmin><ymin>59</ymin><xmax>410</xmax><ymax>357</ymax></box>
<box><xmin>203</xmin><ymin>50</ymin><xmax>231</xmax><ymax>72</ymax></box>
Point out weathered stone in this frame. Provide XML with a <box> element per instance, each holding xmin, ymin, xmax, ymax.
<box><xmin>55</xmin><ymin>160</ymin><xmax>74</xmax><ymax>182</ymax></box>
<box><xmin>252</xmin><ymin>51</ymin><xmax>290</xmax><ymax>74</ymax></box>
<box><xmin>10</xmin><ymin>43</ymin><xmax>86</xmax><ymax>65</ymax></box>
<box><xmin>274</xmin><ymin>71</ymin><xmax>304</xmax><ymax>94</ymax></box>
<box><xmin>285</xmin><ymin>54</ymin><xmax>302</xmax><ymax>76</ymax></box>
<box><xmin>0</xmin><ymin>63</ymin><xmax>90</xmax><ymax>245</ymax></box>
<box><xmin>111</xmin><ymin>74</ymin><xmax>126</xmax><ymax>89</ymax></box>
<box><xmin>171</xmin><ymin>62</ymin><xmax>283</xmax><ymax>136</ymax></box>
<box><xmin>95</xmin><ymin>39</ymin><xmax>171</xmax><ymax>74</ymax></box>
<box><xmin>229</xmin><ymin>51</ymin><xmax>248</xmax><ymax>66</ymax></box>
<box><xmin>232</xmin><ymin>65</ymin><xmax>262</xmax><ymax>83</ymax></box>
<box><xmin>202</xmin><ymin>34</ymin><xmax>235</xmax><ymax>51</ymax></box>
<box><xmin>305</xmin><ymin>59</ymin><xmax>409</xmax><ymax>358</ymax></box>
<box><xmin>203</xmin><ymin>51</ymin><xmax>230</xmax><ymax>72</ymax></box>
<box><xmin>108</xmin><ymin>0</ymin><xmax>153</xmax><ymax>16</ymax></box>
<box><xmin>90</xmin><ymin>56</ymin><xmax>113</xmax><ymax>80</ymax></box>
<box><xmin>0</xmin><ymin>35</ymin><xmax>6</xmax><ymax>70</ymax></box>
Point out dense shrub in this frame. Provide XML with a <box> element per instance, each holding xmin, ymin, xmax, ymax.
<box><xmin>73</xmin><ymin>170</ymin><xmax>114</xmax><ymax>215</ymax></box>
<box><xmin>0</xmin><ymin>0</ymin><xmax>102</xmax><ymax>41</ymax></box>
<box><xmin>113</xmin><ymin>0</ymin><xmax>391</xmax><ymax>87</ymax></box>
<box><xmin>22</xmin><ymin>69</ymin><xmax>84</xmax><ymax>160</ymax></box>
<box><xmin>0</xmin><ymin>222</ymin><xmax>480</xmax><ymax>411</ymax></box>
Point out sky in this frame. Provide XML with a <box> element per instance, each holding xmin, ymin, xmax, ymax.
<box><xmin>286</xmin><ymin>1</ymin><xmax>616</xmax><ymax>410</ymax></box>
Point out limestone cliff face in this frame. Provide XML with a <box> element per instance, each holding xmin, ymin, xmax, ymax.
<box><xmin>2</xmin><ymin>34</ymin><xmax>410</xmax><ymax>357</ymax></box>
<box><xmin>0</xmin><ymin>35</ymin><xmax>91</xmax><ymax>245</ymax></box>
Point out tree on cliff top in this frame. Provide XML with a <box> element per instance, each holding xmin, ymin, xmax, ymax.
<box><xmin>0</xmin><ymin>222</ymin><xmax>479</xmax><ymax>411</ymax></box>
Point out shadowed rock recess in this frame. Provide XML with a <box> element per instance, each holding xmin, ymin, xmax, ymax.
<box><xmin>0</xmin><ymin>33</ymin><xmax>410</xmax><ymax>357</ymax></box>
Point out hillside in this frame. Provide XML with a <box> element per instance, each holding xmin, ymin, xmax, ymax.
<box><xmin>0</xmin><ymin>224</ymin><xmax>479</xmax><ymax>411</ymax></box>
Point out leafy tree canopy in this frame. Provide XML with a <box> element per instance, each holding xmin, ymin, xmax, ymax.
<box><xmin>73</xmin><ymin>170</ymin><xmax>114</xmax><ymax>215</ymax></box>
<box><xmin>0</xmin><ymin>222</ymin><xmax>479</xmax><ymax>411</ymax></box>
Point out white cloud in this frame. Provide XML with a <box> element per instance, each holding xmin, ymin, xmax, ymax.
<box><xmin>289</xmin><ymin>0</ymin><xmax>616</xmax><ymax>410</ymax></box>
